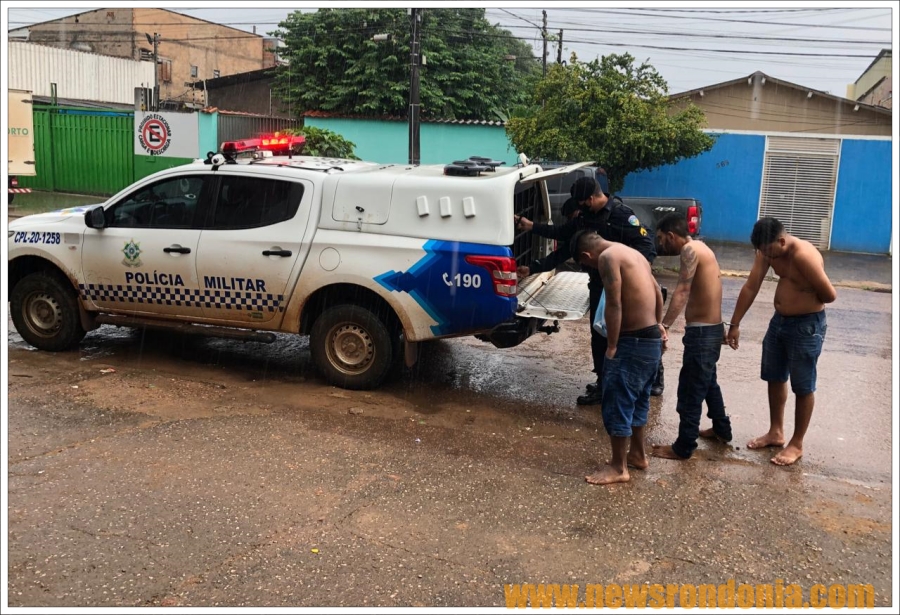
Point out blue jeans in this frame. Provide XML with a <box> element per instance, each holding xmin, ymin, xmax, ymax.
<box><xmin>601</xmin><ymin>335</ymin><xmax>663</xmax><ymax>437</ymax></box>
<box><xmin>761</xmin><ymin>311</ymin><xmax>827</xmax><ymax>395</ymax></box>
<box><xmin>672</xmin><ymin>323</ymin><xmax>732</xmax><ymax>459</ymax></box>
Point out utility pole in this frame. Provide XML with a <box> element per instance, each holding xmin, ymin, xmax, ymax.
<box><xmin>408</xmin><ymin>8</ymin><xmax>421</xmax><ymax>165</ymax></box>
<box><xmin>557</xmin><ymin>29</ymin><xmax>563</xmax><ymax>64</ymax></box>
<box><xmin>145</xmin><ymin>32</ymin><xmax>160</xmax><ymax>111</ymax></box>
<box><xmin>541</xmin><ymin>10</ymin><xmax>548</xmax><ymax>77</ymax></box>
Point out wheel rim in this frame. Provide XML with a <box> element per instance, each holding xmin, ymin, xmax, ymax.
<box><xmin>325</xmin><ymin>322</ymin><xmax>376</xmax><ymax>376</ymax></box>
<box><xmin>22</xmin><ymin>290</ymin><xmax>64</xmax><ymax>339</ymax></box>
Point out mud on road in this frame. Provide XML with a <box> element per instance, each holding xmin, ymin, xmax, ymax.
<box><xmin>6</xmin><ymin>275</ymin><xmax>894</xmax><ymax>607</ymax></box>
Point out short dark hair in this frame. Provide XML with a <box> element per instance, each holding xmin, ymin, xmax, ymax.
<box><xmin>571</xmin><ymin>177</ymin><xmax>600</xmax><ymax>202</ymax></box>
<box><xmin>571</xmin><ymin>229</ymin><xmax>600</xmax><ymax>255</ymax></box>
<box><xmin>561</xmin><ymin>197</ymin><xmax>579</xmax><ymax>218</ymax></box>
<box><xmin>751</xmin><ymin>217</ymin><xmax>785</xmax><ymax>249</ymax></box>
<box><xmin>656</xmin><ymin>212</ymin><xmax>688</xmax><ymax>238</ymax></box>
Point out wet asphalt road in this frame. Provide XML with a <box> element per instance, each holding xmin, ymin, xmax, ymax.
<box><xmin>5</xmin><ymin>274</ymin><xmax>895</xmax><ymax>607</ymax></box>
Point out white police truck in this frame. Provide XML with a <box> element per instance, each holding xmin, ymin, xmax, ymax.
<box><xmin>8</xmin><ymin>149</ymin><xmax>591</xmax><ymax>390</ymax></box>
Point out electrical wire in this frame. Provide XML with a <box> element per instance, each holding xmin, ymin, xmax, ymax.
<box><xmin>551</xmin><ymin>8</ymin><xmax>892</xmax><ymax>31</ymax></box>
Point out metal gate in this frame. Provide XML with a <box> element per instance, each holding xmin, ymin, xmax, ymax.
<box><xmin>216</xmin><ymin>114</ymin><xmax>301</xmax><ymax>145</ymax></box>
<box><xmin>758</xmin><ymin>136</ymin><xmax>840</xmax><ymax>249</ymax></box>
<box><xmin>17</xmin><ymin>106</ymin><xmax>135</xmax><ymax>196</ymax></box>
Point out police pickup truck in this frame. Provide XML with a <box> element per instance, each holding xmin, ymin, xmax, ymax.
<box><xmin>8</xmin><ymin>150</ymin><xmax>592</xmax><ymax>390</ymax></box>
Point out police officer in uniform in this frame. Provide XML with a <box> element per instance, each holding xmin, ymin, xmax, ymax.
<box><xmin>516</xmin><ymin>174</ymin><xmax>664</xmax><ymax>405</ymax></box>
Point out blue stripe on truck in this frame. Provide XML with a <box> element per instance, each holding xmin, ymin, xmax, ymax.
<box><xmin>375</xmin><ymin>240</ymin><xmax>516</xmax><ymax>336</ymax></box>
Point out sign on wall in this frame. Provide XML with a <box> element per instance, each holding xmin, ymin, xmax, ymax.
<box><xmin>134</xmin><ymin>111</ymin><xmax>199</xmax><ymax>158</ymax></box>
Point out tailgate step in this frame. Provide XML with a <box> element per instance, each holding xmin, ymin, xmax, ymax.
<box><xmin>517</xmin><ymin>271</ymin><xmax>590</xmax><ymax>320</ymax></box>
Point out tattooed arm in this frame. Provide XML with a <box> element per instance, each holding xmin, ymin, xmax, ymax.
<box><xmin>661</xmin><ymin>241</ymin><xmax>698</xmax><ymax>328</ymax></box>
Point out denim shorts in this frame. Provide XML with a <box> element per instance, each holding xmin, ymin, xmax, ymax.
<box><xmin>601</xmin><ymin>336</ymin><xmax>662</xmax><ymax>438</ymax></box>
<box><xmin>760</xmin><ymin>311</ymin><xmax>827</xmax><ymax>395</ymax></box>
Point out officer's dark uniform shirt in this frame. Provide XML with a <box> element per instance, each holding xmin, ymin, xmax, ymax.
<box><xmin>527</xmin><ymin>196</ymin><xmax>656</xmax><ymax>290</ymax></box>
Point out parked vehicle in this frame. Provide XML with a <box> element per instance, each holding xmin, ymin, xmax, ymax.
<box><xmin>8</xmin><ymin>88</ymin><xmax>35</xmax><ymax>205</ymax></box>
<box><xmin>8</xmin><ymin>150</ymin><xmax>592</xmax><ymax>390</ymax></box>
<box><xmin>542</xmin><ymin>163</ymin><xmax>703</xmax><ymax>237</ymax></box>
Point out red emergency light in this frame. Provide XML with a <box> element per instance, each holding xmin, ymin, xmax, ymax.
<box><xmin>220</xmin><ymin>133</ymin><xmax>306</xmax><ymax>155</ymax></box>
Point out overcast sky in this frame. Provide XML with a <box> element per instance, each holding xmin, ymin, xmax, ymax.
<box><xmin>4</xmin><ymin>2</ymin><xmax>895</xmax><ymax>96</ymax></box>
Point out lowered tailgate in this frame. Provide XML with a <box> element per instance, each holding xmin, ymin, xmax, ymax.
<box><xmin>516</xmin><ymin>271</ymin><xmax>590</xmax><ymax>320</ymax></box>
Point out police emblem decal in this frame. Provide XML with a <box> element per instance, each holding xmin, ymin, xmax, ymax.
<box><xmin>628</xmin><ymin>215</ymin><xmax>641</xmax><ymax>227</ymax></box>
<box><xmin>122</xmin><ymin>239</ymin><xmax>143</xmax><ymax>267</ymax></box>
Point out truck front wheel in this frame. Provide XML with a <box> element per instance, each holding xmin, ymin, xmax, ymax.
<box><xmin>10</xmin><ymin>272</ymin><xmax>87</xmax><ymax>351</ymax></box>
<box><xmin>310</xmin><ymin>304</ymin><xmax>395</xmax><ymax>390</ymax></box>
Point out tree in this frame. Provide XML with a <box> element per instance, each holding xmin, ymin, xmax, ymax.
<box><xmin>284</xmin><ymin>126</ymin><xmax>359</xmax><ymax>159</ymax></box>
<box><xmin>272</xmin><ymin>8</ymin><xmax>541</xmax><ymax>120</ymax></box>
<box><xmin>505</xmin><ymin>53</ymin><xmax>715</xmax><ymax>193</ymax></box>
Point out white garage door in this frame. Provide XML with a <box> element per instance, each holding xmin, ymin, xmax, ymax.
<box><xmin>758</xmin><ymin>136</ymin><xmax>840</xmax><ymax>249</ymax></box>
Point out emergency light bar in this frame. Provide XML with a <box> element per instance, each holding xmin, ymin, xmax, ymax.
<box><xmin>220</xmin><ymin>132</ymin><xmax>306</xmax><ymax>155</ymax></box>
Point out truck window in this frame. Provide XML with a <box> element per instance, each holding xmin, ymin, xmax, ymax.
<box><xmin>210</xmin><ymin>176</ymin><xmax>304</xmax><ymax>230</ymax></box>
<box><xmin>106</xmin><ymin>175</ymin><xmax>207</xmax><ymax>229</ymax></box>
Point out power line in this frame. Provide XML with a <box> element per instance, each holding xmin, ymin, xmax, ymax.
<box><xmin>561</xmin><ymin>8</ymin><xmax>892</xmax><ymax>31</ymax></box>
<box><xmin>610</xmin><ymin>8</ymin><xmax>847</xmax><ymax>14</ymax></box>
<box><xmin>479</xmin><ymin>22</ymin><xmax>891</xmax><ymax>46</ymax></box>
<box><xmin>497</xmin><ymin>7</ymin><xmax>543</xmax><ymax>31</ymax></box>
<box><xmin>418</xmin><ymin>27</ymin><xmax>885</xmax><ymax>58</ymax></box>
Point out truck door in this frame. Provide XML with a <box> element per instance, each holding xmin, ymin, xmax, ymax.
<box><xmin>511</xmin><ymin>162</ymin><xmax>594</xmax><ymax>329</ymax></box>
<box><xmin>195</xmin><ymin>174</ymin><xmax>311</xmax><ymax>324</ymax></box>
<box><xmin>81</xmin><ymin>174</ymin><xmax>212</xmax><ymax>318</ymax></box>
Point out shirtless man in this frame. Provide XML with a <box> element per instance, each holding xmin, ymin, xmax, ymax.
<box><xmin>726</xmin><ymin>217</ymin><xmax>836</xmax><ymax>466</ymax></box>
<box><xmin>574</xmin><ymin>230</ymin><xmax>666</xmax><ymax>485</ymax></box>
<box><xmin>650</xmin><ymin>213</ymin><xmax>732</xmax><ymax>460</ymax></box>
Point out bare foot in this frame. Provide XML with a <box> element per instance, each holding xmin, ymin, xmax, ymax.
<box><xmin>651</xmin><ymin>444</ymin><xmax>689</xmax><ymax>460</ymax></box>
<box><xmin>771</xmin><ymin>443</ymin><xmax>803</xmax><ymax>466</ymax></box>
<box><xmin>747</xmin><ymin>432</ymin><xmax>785</xmax><ymax>449</ymax></box>
<box><xmin>627</xmin><ymin>451</ymin><xmax>649</xmax><ymax>470</ymax></box>
<box><xmin>585</xmin><ymin>465</ymin><xmax>630</xmax><ymax>485</ymax></box>
<box><xmin>699</xmin><ymin>428</ymin><xmax>731</xmax><ymax>443</ymax></box>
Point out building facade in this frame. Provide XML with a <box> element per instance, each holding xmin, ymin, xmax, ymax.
<box><xmin>8</xmin><ymin>8</ymin><xmax>278</xmax><ymax>110</ymax></box>
<box><xmin>619</xmin><ymin>72</ymin><xmax>892</xmax><ymax>254</ymax></box>
<box><xmin>847</xmin><ymin>50</ymin><xmax>892</xmax><ymax>109</ymax></box>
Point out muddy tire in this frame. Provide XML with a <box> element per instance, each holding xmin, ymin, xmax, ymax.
<box><xmin>310</xmin><ymin>304</ymin><xmax>395</xmax><ymax>390</ymax></box>
<box><xmin>10</xmin><ymin>272</ymin><xmax>86</xmax><ymax>351</ymax></box>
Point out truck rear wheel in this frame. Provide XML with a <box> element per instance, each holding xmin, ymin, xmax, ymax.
<box><xmin>10</xmin><ymin>272</ymin><xmax>86</xmax><ymax>351</ymax></box>
<box><xmin>310</xmin><ymin>304</ymin><xmax>395</xmax><ymax>390</ymax></box>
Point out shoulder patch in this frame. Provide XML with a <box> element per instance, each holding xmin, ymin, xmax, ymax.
<box><xmin>628</xmin><ymin>215</ymin><xmax>641</xmax><ymax>227</ymax></box>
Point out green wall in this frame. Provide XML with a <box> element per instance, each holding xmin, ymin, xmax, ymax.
<box><xmin>133</xmin><ymin>156</ymin><xmax>196</xmax><ymax>182</ymax></box>
<box><xmin>304</xmin><ymin>117</ymin><xmax>516</xmax><ymax>165</ymax></box>
<box><xmin>17</xmin><ymin>107</ymin><xmax>135</xmax><ymax>195</ymax></box>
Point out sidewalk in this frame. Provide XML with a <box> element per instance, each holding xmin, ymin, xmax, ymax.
<box><xmin>656</xmin><ymin>240</ymin><xmax>892</xmax><ymax>291</ymax></box>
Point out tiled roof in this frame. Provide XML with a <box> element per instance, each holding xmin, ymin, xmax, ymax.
<box><xmin>200</xmin><ymin>107</ymin><xmax>298</xmax><ymax>119</ymax></box>
<box><xmin>302</xmin><ymin>110</ymin><xmax>505</xmax><ymax>126</ymax></box>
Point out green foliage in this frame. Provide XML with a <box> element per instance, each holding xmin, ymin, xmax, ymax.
<box><xmin>272</xmin><ymin>8</ymin><xmax>541</xmax><ymax>120</ymax></box>
<box><xmin>284</xmin><ymin>126</ymin><xmax>359</xmax><ymax>159</ymax></box>
<box><xmin>505</xmin><ymin>53</ymin><xmax>716</xmax><ymax>192</ymax></box>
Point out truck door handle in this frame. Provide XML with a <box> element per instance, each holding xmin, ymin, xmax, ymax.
<box><xmin>262</xmin><ymin>249</ymin><xmax>292</xmax><ymax>257</ymax></box>
<box><xmin>163</xmin><ymin>245</ymin><xmax>191</xmax><ymax>254</ymax></box>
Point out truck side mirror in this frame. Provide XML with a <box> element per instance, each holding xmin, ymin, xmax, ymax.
<box><xmin>85</xmin><ymin>206</ymin><xmax>106</xmax><ymax>229</ymax></box>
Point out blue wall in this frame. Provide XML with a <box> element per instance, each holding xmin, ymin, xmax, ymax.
<box><xmin>305</xmin><ymin>117</ymin><xmax>515</xmax><ymax>165</ymax></box>
<box><xmin>619</xmin><ymin>133</ymin><xmax>767</xmax><ymax>244</ymax></box>
<box><xmin>830</xmin><ymin>139</ymin><xmax>893</xmax><ymax>253</ymax></box>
